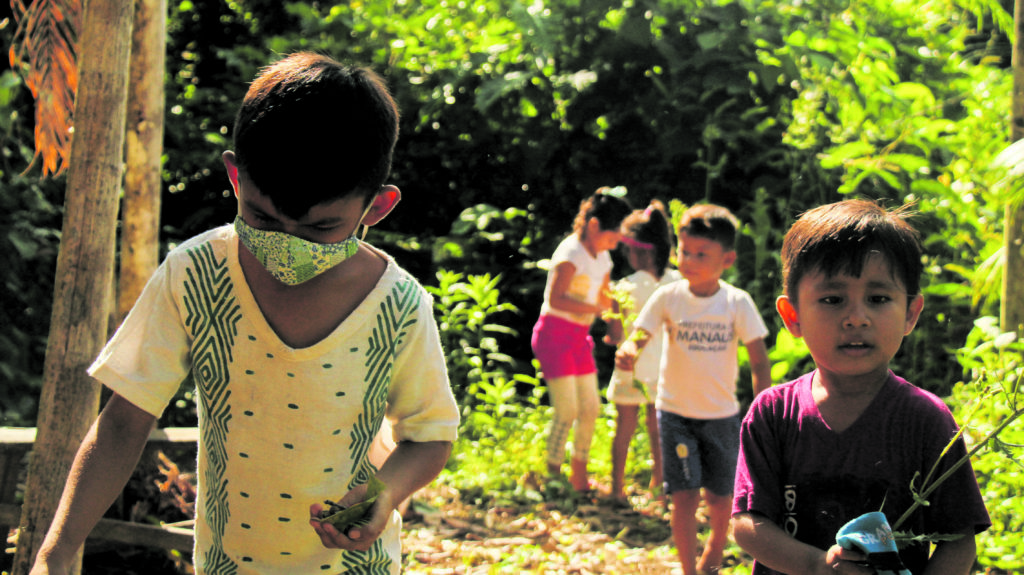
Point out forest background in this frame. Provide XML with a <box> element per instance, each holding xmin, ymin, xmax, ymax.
<box><xmin>1</xmin><ymin>0</ymin><xmax>1023</xmax><ymax>572</ymax></box>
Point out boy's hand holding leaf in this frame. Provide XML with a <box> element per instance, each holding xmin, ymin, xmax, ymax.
<box><xmin>310</xmin><ymin>475</ymin><xmax>391</xmax><ymax>551</ymax></box>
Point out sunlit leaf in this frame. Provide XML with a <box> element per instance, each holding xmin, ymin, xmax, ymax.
<box><xmin>9</xmin><ymin>0</ymin><xmax>81</xmax><ymax>177</ymax></box>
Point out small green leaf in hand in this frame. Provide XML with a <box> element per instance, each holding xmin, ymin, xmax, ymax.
<box><xmin>318</xmin><ymin>476</ymin><xmax>387</xmax><ymax>531</ymax></box>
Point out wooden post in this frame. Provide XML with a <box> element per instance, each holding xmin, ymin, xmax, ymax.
<box><xmin>1008</xmin><ymin>0</ymin><xmax>1024</xmax><ymax>335</ymax></box>
<box><xmin>1004</xmin><ymin>202</ymin><xmax>1024</xmax><ymax>334</ymax></box>
<box><xmin>119</xmin><ymin>0</ymin><xmax>167</xmax><ymax>322</ymax></box>
<box><xmin>11</xmin><ymin>2</ymin><xmax>135</xmax><ymax>574</ymax></box>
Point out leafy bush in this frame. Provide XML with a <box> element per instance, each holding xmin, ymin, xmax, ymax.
<box><xmin>947</xmin><ymin>317</ymin><xmax>1024</xmax><ymax>571</ymax></box>
<box><xmin>427</xmin><ymin>270</ymin><xmax>521</xmax><ymax>419</ymax></box>
<box><xmin>3</xmin><ymin>0</ymin><xmax>1022</xmax><ymax>560</ymax></box>
<box><xmin>0</xmin><ymin>66</ymin><xmax>64</xmax><ymax>426</ymax></box>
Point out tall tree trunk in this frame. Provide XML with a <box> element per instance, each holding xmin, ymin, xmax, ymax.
<box><xmin>1009</xmin><ymin>0</ymin><xmax>1024</xmax><ymax>335</ymax></box>
<box><xmin>11</xmin><ymin>2</ymin><xmax>135</xmax><ymax>574</ymax></box>
<box><xmin>119</xmin><ymin>0</ymin><xmax>166</xmax><ymax>322</ymax></box>
<box><xmin>1005</xmin><ymin>202</ymin><xmax>1024</xmax><ymax>334</ymax></box>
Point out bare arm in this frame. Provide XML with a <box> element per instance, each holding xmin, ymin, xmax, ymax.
<box><xmin>594</xmin><ymin>274</ymin><xmax>613</xmax><ymax>314</ymax></box>
<box><xmin>614</xmin><ymin>327</ymin><xmax>651</xmax><ymax>371</ymax></box>
<box><xmin>733</xmin><ymin>512</ymin><xmax>873</xmax><ymax>575</ymax></box>
<box><xmin>923</xmin><ymin>530</ymin><xmax>977</xmax><ymax>575</ymax></box>
<box><xmin>603</xmin><ymin>298</ymin><xmax>625</xmax><ymax>346</ymax></box>
<box><xmin>744</xmin><ymin>337</ymin><xmax>772</xmax><ymax>397</ymax></box>
<box><xmin>31</xmin><ymin>393</ymin><xmax>157</xmax><ymax>575</ymax></box>
<box><xmin>309</xmin><ymin>439</ymin><xmax>452</xmax><ymax>551</ymax></box>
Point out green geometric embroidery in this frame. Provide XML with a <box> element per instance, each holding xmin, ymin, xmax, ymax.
<box><xmin>340</xmin><ymin>539</ymin><xmax>392</xmax><ymax>575</ymax></box>
<box><xmin>348</xmin><ymin>278</ymin><xmax>420</xmax><ymax>490</ymax></box>
<box><xmin>184</xmin><ymin>242</ymin><xmax>241</xmax><ymax>575</ymax></box>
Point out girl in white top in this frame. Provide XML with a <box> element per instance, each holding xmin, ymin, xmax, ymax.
<box><xmin>603</xmin><ymin>200</ymin><xmax>680</xmax><ymax>502</ymax></box>
<box><xmin>531</xmin><ymin>188</ymin><xmax>632</xmax><ymax>491</ymax></box>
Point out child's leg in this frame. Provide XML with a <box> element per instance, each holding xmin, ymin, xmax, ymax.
<box><xmin>693</xmin><ymin>415</ymin><xmax>742</xmax><ymax>573</ymax></box>
<box><xmin>671</xmin><ymin>489</ymin><xmax>702</xmax><ymax>575</ymax></box>
<box><xmin>611</xmin><ymin>403</ymin><xmax>640</xmax><ymax>499</ymax></box>
<box><xmin>545</xmin><ymin>375</ymin><xmax>579</xmax><ymax>475</ymax></box>
<box><xmin>569</xmin><ymin>372</ymin><xmax>600</xmax><ymax>491</ymax></box>
<box><xmin>697</xmin><ymin>490</ymin><xmax>733</xmax><ymax>574</ymax></box>
<box><xmin>644</xmin><ymin>403</ymin><xmax>663</xmax><ymax>491</ymax></box>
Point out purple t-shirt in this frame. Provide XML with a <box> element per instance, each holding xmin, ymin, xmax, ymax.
<box><xmin>733</xmin><ymin>371</ymin><xmax>990</xmax><ymax>574</ymax></box>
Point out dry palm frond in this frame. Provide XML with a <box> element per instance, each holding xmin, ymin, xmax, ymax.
<box><xmin>8</xmin><ymin>0</ymin><xmax>81</xmax><ymax>178</ymax></box>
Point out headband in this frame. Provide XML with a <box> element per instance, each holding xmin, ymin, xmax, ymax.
<box><xmin>621</xmin><ymin>235</ymin><xmax>655</xmax><ymax>250</ymax></box>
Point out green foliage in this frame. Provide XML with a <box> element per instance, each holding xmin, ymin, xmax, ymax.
<box><xmin>945</xmin><ymin>318</ymin><xmax>1024</xmax><ymax>570</ymax></box>
<box><xmin>0</xmin><ymin>171</ymin><xmax>62</xmax><ymax>426</ymax></box>
<box><xmin>426</xmin><ymin>270</ymin><xmax>521</xmax><ymax>419</ymax></box>
<box><xmin>741</xmin><ymin>0</ymin><xmax>1016</xmax><ymax>394</ymax></box>
<box><xmin>0</xmin><ymin>56</ymin><xmax>64</xmax><ymax>425</ymax></box>
<box><xmin>2</xmin><ymin>0</ymin><xmax>1023</xmax><ymax>563</ymax></box>
<box><xmin>766</xmin><ymin>328</ymin><xmax>812</xmax><ymax>384</ymax></box>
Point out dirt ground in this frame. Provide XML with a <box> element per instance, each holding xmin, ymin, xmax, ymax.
<box><xmin>400</xmin><ymin>479</ymin><xmax>752</xmax><ymax>575</ymax></box>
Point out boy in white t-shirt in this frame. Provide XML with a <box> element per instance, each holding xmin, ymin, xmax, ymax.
<box><xmin>616</xmin><ymin>203</ymin><xmax>771</xmax><ymax>575</ymax></box>
<box><xmin>30</xmin><ymin>52</ymin><xmax>459</xmax><ymax>575</ymax></box>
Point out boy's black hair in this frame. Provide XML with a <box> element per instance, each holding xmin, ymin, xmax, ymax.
<box><xmin>677</xmin><ymin>204</ymin><xmax>740</xmax><ymax>249</ymax></box>
<box><xmin>572</xmin><ymin>188</ymin><xmax>633</xmax><ymax>237</ymax></box>
<box><xmin>780</xmin><ymin>199</ymin><xmax>923</xmax><ymax>304</ymax></box>
<box><xmin>232</xmin><ymin>52</ymin><xmax>400</xmax><ymax>219</ymax></box>
<box><xmin>622</xmin><ymin>200</ymin><xmax>674</xmax><ymax>276</ymax></box>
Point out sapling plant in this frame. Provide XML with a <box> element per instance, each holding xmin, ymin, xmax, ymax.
<box><xmin>427</xmin><ymin>270</ymin><xmax>519</xmax><ymax>422</ymax></box>
<box><xmin>890</xmin><ymin>318</ymin><xmax>1023</xmax><ymax>551</ymax></box>
<box><xmin>603</xmin><ymin>279</ymin><xmax>651</xmax><ymax>400</ymax></box>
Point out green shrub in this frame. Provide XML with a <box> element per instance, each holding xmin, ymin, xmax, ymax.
<box><xmin>947</xmin><ymin>317</ymin><xmax>1024</xmax><ymax>571</ymax></box>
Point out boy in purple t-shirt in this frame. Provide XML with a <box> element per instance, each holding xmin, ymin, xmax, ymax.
<box><xmin>732</xmin><ymin>199</ymin><xmax>990</xmax><ymax>574</ymax></box>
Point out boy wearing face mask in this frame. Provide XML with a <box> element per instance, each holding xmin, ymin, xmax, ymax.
<box><xmin>29</xmin><ymin>53</ymin><xmax>459</xmax><ymax>575</ymax></box>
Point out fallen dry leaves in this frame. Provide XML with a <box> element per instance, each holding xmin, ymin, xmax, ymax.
<box><xmin>400</xmin><ymin>482</ymin><xmax>751</xmax><ymax>574</ymax></box>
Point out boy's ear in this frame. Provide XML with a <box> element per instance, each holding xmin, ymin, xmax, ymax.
<box><xmin>723</xmin><ymin>249</ymin><xmax>737</xmax><ymax>269</ymax></box>
<box><xmin>904</xmin><ymin>294</ymin><xmax>925</xmax><ymax>336</ymax></box>
<box><xmin>222</xmin><ymin>151</ymin><xmax>240</xmax><ymax>196</ymax></box>
<box><xmin>362</xmin><ymin>186</ymin><xmax>401</xmax><ymax>227</ymax></box>
<box><xmin>776</xmin><ymin>295</ymin><xmax>802</xmax><ymax>337</ymax></box>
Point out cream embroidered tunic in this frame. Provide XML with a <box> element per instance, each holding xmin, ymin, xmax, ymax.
<box><xmin>89</xmin><ymin>225</ymin><xmax>460</xmax><ymax>574</ymax></box>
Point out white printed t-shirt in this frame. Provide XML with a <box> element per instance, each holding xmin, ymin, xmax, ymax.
<box><xmin>539</xmin><ymin>234</ymin><xmax>612</xmax><ymax>326</ymax></box>
<box><xmin>634</xmin><ymin>279</ymin><xmax>768</xmax><ymax>420</ymax></box>
<box><xmin>89</xmin><ymin>224</ymin><xmax>460</xmax><ymax>574</ymax></box>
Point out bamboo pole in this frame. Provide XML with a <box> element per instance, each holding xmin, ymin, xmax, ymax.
<box><xmin>1008</xmin><ymin>0</ymin><xmax>1024</xmax><ymax>335</ymax></box>
<box><xmin>119</xmin><ymin>0</ymin><xmax>167</xmax><ymax>323</ymax></box>
<box><xmin>11</xmin><ymin>1</ymin><xmax>135</xmax><ymax>574</ymax></box>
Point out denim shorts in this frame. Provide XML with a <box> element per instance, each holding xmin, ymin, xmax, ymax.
<box><xmin>531</xmin><ymin>314</ymin><xmax>596</xmax><ymax>379</ymax></box>
<box><xmin>659</xmin><ymin>410</ymin><xmax>740</xmax><ymax>496</ymax></box>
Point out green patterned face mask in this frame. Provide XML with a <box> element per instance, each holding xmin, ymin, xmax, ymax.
<box><xmin>234</xmin><ymin>216</ymin><xmax>360</xmax><ymax>285</ymax></box>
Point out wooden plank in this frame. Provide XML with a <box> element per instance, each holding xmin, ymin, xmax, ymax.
<box><xmin>147</xmin><ymin>427</ymin><xmax>199</xmax><ymax>443</ymax></box>
<box><xmin>0</xmin><ymin>427</ymin><xmax>199</xmax><ymax>445</ymax></box>
<box><xmin>0</xmin><ymin>426</ymin><xmax>198</xmax><ymax>551</ymax></box>
<box><xmin>0</xmin><ymin>503</ymin><xmax>194</xmax><ymax>552</ymax></box>
<box><xmin>0</xmin><ymin>429</ymin><xmax>36</xmax><ymax>445</ymax></box>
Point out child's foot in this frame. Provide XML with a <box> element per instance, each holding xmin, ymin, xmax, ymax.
<box><xmin>697</xmin><ymin>548</ymin><xmax>724</xmax><ymax>575</ymax></box>
<box><xmin>649</xmin><ymin>475</ymin><xmax>663</xmax><ymax>492</ymax></box>
<box><xmin>569</xmin><ymin>458</ymin><xmax>589</xmax><ymax>491</ymax></box>
<box><xmin>547</xmin><ymin>462</ymin><xmax>562</xmax><ymax>477</ymax></box>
